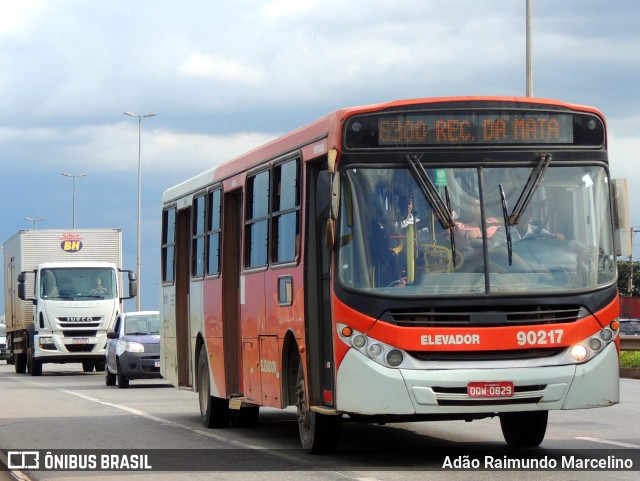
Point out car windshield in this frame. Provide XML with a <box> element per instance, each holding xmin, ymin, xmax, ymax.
<box><xmin>125</xmin><ymin>314</ymin><xmax>160</xmax><ymax>335</ymax></box>
<box><xmin>337</xmin><ymin>163</ymin><xmax>615</xmax><ymax>295</ymax></box>
<box><xmin>0</xmin><ymin>324</ymin><xmax>5</xmax><ymax>336</ymax></box>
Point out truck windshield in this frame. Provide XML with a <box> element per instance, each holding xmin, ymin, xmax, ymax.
<box><xmin>40</xmin><ymin>267</ymin><xmax>117</xmax><ymax>300</ymax></box>
<box><xmin>336</xmin><ymin>163</ymin><xmax>615</xmax><ymax>295</ymax></box>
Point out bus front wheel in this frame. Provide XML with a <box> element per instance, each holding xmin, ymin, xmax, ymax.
<box><xmin>295</xmin><ymin>360</ymin><xmax>341</xmax><ymax>453</ymax></box>
<box><xmin>499</xmin><ymin>411</ymin><xmax>548</xmax><ymax>447</ymax></box>
<box><xmin>198</xmin><ymin>349</ymin><xmax>229</xmax><ymax>428</ymax></box>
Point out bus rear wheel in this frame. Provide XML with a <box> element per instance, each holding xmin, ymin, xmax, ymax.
<box><xmin>198</xmin><ymin>349</ymin><xmax>229</xmax><ymax>428</ymax></box>
<box><xmin>295</xmin><ymin>360</ymin><xmax>340</xmax><ymax>453</ymax></box>
<box><xmin>499</xmin><ymin>411</ymin><xmax>548</xmax><ymax>447</ymax></box>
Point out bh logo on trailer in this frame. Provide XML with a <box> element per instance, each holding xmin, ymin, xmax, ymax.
<box><xmin>60</xmin><ymin>232</ymin><xmax>84</xmax><ymax>253</ymax></box>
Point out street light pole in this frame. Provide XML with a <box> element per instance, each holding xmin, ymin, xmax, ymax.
<box><xmin>24</xmin><ymin>217</ymin><xmax>46</xmax><ymax>229</ymax></box>
<box><xmin>124</xmin><ymin>111</ymin><xmax>157</xmax><ymax>311</ymax></box>
<box><xmin>61</xmin><ymin>172</ymin><xmax>87</xmax><ymax>229</ymax></box>
<box><xmin>526</xmin><ymin>0</ymin><xmax>533</xmax><ymax>97</ymax></box>
<box><xmin>628</xmin><ymin>228</ymin><xmax>640</xmax><ymax>296</ymax></box>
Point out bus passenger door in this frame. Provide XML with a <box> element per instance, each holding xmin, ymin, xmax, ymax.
<box><xmin>222</xmin><ymin>191</ymin><xmax>242</xmax><ymax>396</ymax></box>
<box><xmin>175</xmin><ymin>207</ymin><xmax>192</xmax><ymax>388</ymax></box>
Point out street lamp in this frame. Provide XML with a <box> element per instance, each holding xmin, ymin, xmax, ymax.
<box><xmin>124</xmin><ymin>111</ymin><xmax>157</xmax><ymax>310</ymax></box>
<box><xmin>61</xmin><ymin>172</ymin><xmax>87</xmax><ymax>229</ymax></box>
<box><xmin>25</xmin><ymin>217</ymin><xmax>46</xmax><ymax>229</ymax></box>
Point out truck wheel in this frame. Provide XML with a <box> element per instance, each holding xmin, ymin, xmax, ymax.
<box><xmin>198</xmin><ymin>349</ymin><xmax>229</xmax><ymax>428</ymax></box>
<box><xmin>27</xmin><ymin>348</ymin><xmax>42</xmax><ymax>376</ymax></box>
<box><xmin>105</xmin><ymin>368</ymin><xmax>116</xmax><ymax>386</ymax></box>
<box><xmin>499</xmin><ymin>411</ymin><xmax>548</xmax><ymax>447</ymax></box>
<box><xmin>294</xmin><ymin>359</ymin><xmax>340</xmax><ymax>453</ymax></box>
<box><xmin>117</xmin><ymin>362</ymin><xmax>129</xmax><ymax>388</ymax></box>
<box><xmin>82</xmin><ymin>360</ymin><xmax>96</xmax><ymax>372</ymax></box>
<box><xmin>14</xmin><ymin>353</ymin><xmax>27</xmax><ymax>374</ymax></box>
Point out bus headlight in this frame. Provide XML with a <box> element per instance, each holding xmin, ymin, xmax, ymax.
<box><xmin>386</xmin><ymin>350</ymin><xmax>404</xmax><ymax>367</ymax></box>
<box><xmin>570</xmin><ymin>344</ymin><xmax>588</xmax><ymax>362</ymax></box>
<box><xmin>568</xmin><ymin>321</ymin><xmax>618</xmax><ymax>363</ymax></box>
<box><xmin>337</xmin><ymin>323</ymin><xmax>407</xmax><ymax>369</ymax></box>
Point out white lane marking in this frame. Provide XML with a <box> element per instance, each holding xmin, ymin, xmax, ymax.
<box><xmin>575</xmin><ymin>436</ymin><xmax>640</xmax><ymax>448</ymax></box>
<box><xmin>56</xmin><ymin>389</ymin><xmax>378</xmax><ymax>480</ymax></box>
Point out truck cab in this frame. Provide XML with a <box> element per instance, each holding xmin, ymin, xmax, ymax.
<box><xmin>17</xmin><ymin>261</ymin><xmax>137</xmax><ymax>375</ymax></box>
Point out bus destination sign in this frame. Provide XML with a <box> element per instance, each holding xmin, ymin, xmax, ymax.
<box><xmin>344</xmin><ymin>110</ymin><xmax>604</xmax><ymax>149</ymax></box>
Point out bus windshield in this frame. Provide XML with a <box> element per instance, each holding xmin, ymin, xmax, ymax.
<box><xmin>337</xmin><ymin>162</ymin><xmax>615</xmax><ymax>295</ymax></box>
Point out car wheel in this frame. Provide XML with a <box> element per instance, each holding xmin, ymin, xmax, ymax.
<box><xmin>82</xmin><ymin>360</ymin><xmax>95</xmax><ymax>372</ymax></box>
<box><xmin>117</xmin><ymin>362</ymin><xmax>129</xmax><ymax>388</ymax></box>
<box><xmin>105</xmin><ymin>367</ymin><xmax>116</xmax><ymax>386</ymax></box>
<box><xmin>95</xmin><ymin>361</ymin><xmax>106</xmax><ymax>372</ymax></box>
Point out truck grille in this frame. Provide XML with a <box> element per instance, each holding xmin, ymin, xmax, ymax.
<box><xmin>58</xmin><ymin>317</ymin><xmax>102</xmax><ymax>328</ymax></box>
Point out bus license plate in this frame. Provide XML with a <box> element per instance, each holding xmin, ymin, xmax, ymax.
<box><xmin>72</xmin><ymin>338</ymin><xmax>89</xmax><ymax>344</ymax></box>
<box><xmin>467</xmin><ymin>381</ymin><xmax>514</xmax><ymax>398</ymax></box>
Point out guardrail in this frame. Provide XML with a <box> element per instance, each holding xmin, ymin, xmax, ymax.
<box><xmin>620</xmin><ymin>335</ymin><xmax>640</xmax><ymax>351</ymax></box>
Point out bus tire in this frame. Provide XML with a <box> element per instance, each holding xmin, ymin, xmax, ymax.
<box><xmin>230</xmin><ymin>406</ymin><xmax>259</xmax><ymax>428</ymax></box>
<box><xmin>499</xmin><ymin>411</ymin><xmax>548</xmax><ymax>447</ymax></box>
<box><xmin>14</xmin><ymin>353</ymin><xmax>27</xmax><ymax>374</ymax></box>
<box><xmin>198</xmin><ymin>349</ymin><xmax>229</xmax><ymax>428</ymax></box>
<box><xmin>295</xmin><ymin>359</ymin><xmax>341</xmax><ymax>453</ymax></box>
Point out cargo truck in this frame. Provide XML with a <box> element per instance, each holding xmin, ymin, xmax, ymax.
<box><xmin>3</xmin><ymin>229</ymin><xmax>137</xmax><ymax>375</ymax></box>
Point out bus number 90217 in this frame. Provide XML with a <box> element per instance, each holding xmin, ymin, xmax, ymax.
<box><xmin>516</xmin><ymin>329</ymin><xmax>564</xmax><ymax>346</ymax></box>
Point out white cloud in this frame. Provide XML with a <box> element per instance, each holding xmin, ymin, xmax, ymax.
<box><xmin>179</xmin><ymin>52</ymin><xmax>266</xmax><ymax>86</ymax></box>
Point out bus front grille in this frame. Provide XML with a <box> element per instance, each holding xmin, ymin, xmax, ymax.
<box><xmin>388</xmin><ymin>305</ymin><xmax>581</xmax><ymax>328</ymax></box>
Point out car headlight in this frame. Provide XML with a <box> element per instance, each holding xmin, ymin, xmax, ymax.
<box><xmin>125</xmin><ymin>341</ymin><xmax>145</xmax><ymax>353</ymax></box>
<box><xmin>116</xmin><ymin>340</ymin><xmax>145</xmax><ymax>355</ymax></box>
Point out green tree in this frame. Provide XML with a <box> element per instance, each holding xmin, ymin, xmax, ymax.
<box><xmin>617</xmin><ymin>260</ymin><xmax>640</xmax><ymax>297</ymax></box>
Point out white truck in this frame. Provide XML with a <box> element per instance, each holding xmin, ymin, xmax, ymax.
<box><xmin>3</xmin><ymin>229</ymin><xmax>137</xmax><ymax>375</ymax></box>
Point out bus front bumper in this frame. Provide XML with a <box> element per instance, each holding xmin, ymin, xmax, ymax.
<box><xmin>335</xmin><ymin>342</ymin><xmax>619</xmax><ymax>416</ymax></box>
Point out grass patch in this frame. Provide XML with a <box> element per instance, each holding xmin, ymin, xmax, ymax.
<box><xmin>620</xmin><ymin>351</ymin><xmax>640</xmax><ymax>368</ymax></box>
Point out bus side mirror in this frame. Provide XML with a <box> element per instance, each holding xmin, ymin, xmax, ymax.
<box><xmin>317</xmin><ymin>171</ymin><xmax>339</xmax><ymax>250</ymax></box>
<box><xmin>316</xmin><ymin>171</ymin><xmax>332</xmax><ymax>221</ymax></box>
<box><xmin>612</xmin><ymin>178</ymin><xmax>630</xmax><ymax>256</ymax></box>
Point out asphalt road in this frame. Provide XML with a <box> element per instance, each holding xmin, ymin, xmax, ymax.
<box><xmin>1</xmin><ymin>362</ymin><xmax>639</xmax><ymax>480</ymax></box>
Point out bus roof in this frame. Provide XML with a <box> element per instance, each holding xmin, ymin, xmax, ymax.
<box><xmin>163</xmin><ymin>96</ymin><xmax>604</xmax><ymax>203</ymax></box>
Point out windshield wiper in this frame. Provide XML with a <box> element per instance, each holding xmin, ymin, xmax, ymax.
<box><xmin>406</xmin><ymin>155</ymin><xmax>455</xmax><ymax>229</ymax></box>
<box><xmin>508</xmin><ymin>153</ymin><xmax>552</xmax><ymax>226</ymax></box>
<box><xmin>406</xmin><ymin>155</ymin><xmax>458</xmax><ymax>265</ymax></box>
<box><xmin>499</xmin><ymin>184</ymin><xmax>513</xmax><ymax>266</ymax></box>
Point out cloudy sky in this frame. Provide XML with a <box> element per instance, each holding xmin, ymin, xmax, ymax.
<box><xmin>1</xmin><ymin>0</ymin><xmax>639</xmax><ymax>311</ymax></box>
